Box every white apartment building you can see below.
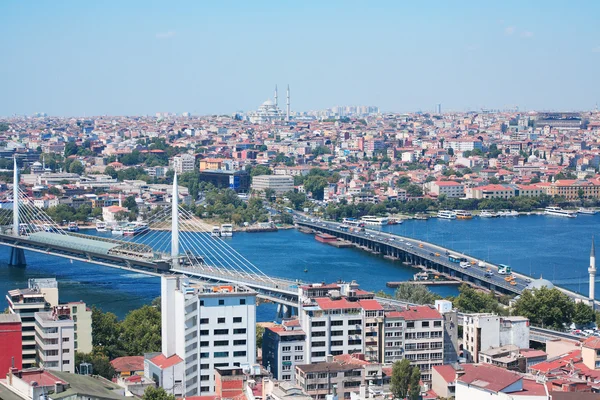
[161,276,257,397]
[173,153,196,174]
[383,311,405,363]
[262,319,306,383]
[35,306,75,373]
[6,278,58,368]
[424,180,465,198]
[463,313,530,363]
[444,139,483,152]
[65,301,93,354]
[251,175,294,195]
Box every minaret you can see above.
[286,84,290,121]
[274,85,278,108]
[171,173,180,268]
[590,236,596,309]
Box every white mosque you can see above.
[248,85,290,124]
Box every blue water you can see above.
[0,215,598,320]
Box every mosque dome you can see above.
[526,277,554,291]
[262,100,275,107]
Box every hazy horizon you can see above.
[2,1,599,116]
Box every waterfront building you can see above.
[424,180,465,198]
[160,276,257,397]
[462,313,530,363]
[542,179,600,200]
[262,319,306,383]
[6,278,58,368]
[0,314,22,376]
[172,153,196,174]
[251,174,294,195]
[35,306,75,373]
[468,184,516,199]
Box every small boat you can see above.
[211,226,221,237]
[414,213,429,220]
[544,206,577,218]
[578,207,597,215]
[68,222,79,232]
[479,210,496,218]
[112,226,124,236]
[220,224,233,237]
[507,210,519,217]
[437,210,457,220]
[304,268,308,273]
[387,218,402,225]
[360,215,390,226]
[454,210,473,219]
[123,222,149,236]
[96,221,107,232]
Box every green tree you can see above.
[408,366,421,400]
[69,160,85,175]
[91,306,124,359]
[447,147,454,156]
[304,175,328,200]
[142,386,176,400]
[75,351,116,379]
[391,359,412,399]
[64,142,79,157]
[573,301,595,326]
[512,287,575,330]
[249,165,272,177]
[104,165,118,179]
[394,283,440,305]
[264,188,275,201]
[312,145,331,156]
[455,284,503,314]
[120,305,162,355]
[256,324,265,349]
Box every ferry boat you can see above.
[95,221,107,232]
[112,225,124,236]
[454,210,473,219]
[211,226,221,237]
[220,224,233,237]
[67,222,79,232]
[544,206,577,218]
[578,207,597,215]
[360,216,390,226]
[123,222,149,236]
[342,218,363,227]
[414,213,429,220]
[479,210,496,218]
[498,210,518,217]
[437,210,457,220]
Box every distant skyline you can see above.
[1,1,600,116]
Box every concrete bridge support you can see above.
[276,304,294,320]
[9,247,26,266]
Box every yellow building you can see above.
[544,179,600,200]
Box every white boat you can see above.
[578,207,597,215]
[220,224,233,237]
[479,210,496,218]
[360,215,389,226]
[507,210,519,217]
[544,206,577,218]
[454,210,473,219]
[437,210,457,220]
[96,221,107,232]
[211,226,221,237]
[123,222,150,236]
[112,225,124,236]
[68,222,79,232]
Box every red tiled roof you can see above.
[19,370,66,387]
[358,299,383,311]
[583,336,600,350]
[315,297,361,311]
[433,364,456,383]
[398,305,442,321]
[150,354,184,369]
[110,356,144,372]
[458,364,521,393]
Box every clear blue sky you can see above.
[1,1,599,116]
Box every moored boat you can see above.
[68,222,79,232]
[220,224,233,237]
[123,222,149,236]
[578,207,597,215]
[360,215,389,226]
[454,210,473,219]
[96,221,107,232]
[437,210,457,220]
[544,206,577,218]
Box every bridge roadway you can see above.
[0,228,584,343]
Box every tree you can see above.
[304,175,328,200]
[408,366,421,400]
[104,165,118,179]
[256,324,265,349]
[455,284,503,314]
[312,145,331,156]
[142,386,176,400]
[69,160,85,175]
[394,283,440,305]
[530,176,541,184]
[249,165,271,177]
[264,188,276,201]
[120,305,162,355]
[64,142,79,157]
[573,301,595,326]
[75,351,116,379]
[91,306,124,359]
[447,147,454,157]
[512,287,575,330]
[391,359,412,399]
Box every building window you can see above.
[214,329,229,335]
[283,356,291,361]
[233,317,242,323]
[422,321,429,328]
[233,328,246,334]
[200,300,204,306]
[233,351,246,357]
[200,341,209,347]
[214,352,229,358]
[72,306,77,313]
[295,345,303,351]
[407,322,415,328]
[214,340,229,346]
[240,299,246,305]
[200,353,209,359]
[200,318,209,324]
[434,321,442,327]
[234,339,246,346]
[218,317,226,324]
[311,321,326,327]
[62,338,69,342]
[294,355,303,361]
[282,346,291,352]
[282,375,291,380]
[219,300,224,306]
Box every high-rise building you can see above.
[35,306,75,373]
[262,320,306,383]
[0,314,22,376]
[172,153,196,174]
[160,276,257,397]
[6,278,58,368]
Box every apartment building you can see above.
[64,301,93,354]
[262,319,306,383]
[6,278,58,368]
[424,180,465,198]
[382,311,404,364]
[173,153,196,174]
[160,276,257,397]
[35,306,75,373]
[444,139,483,152]
[399,305,445,382]
[462,313,530,363]
[469,184,516,199]
[251,174,294,195]
[435,300,459,364]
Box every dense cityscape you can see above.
[2,1,600,400]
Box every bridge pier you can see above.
[9,247,26,267]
